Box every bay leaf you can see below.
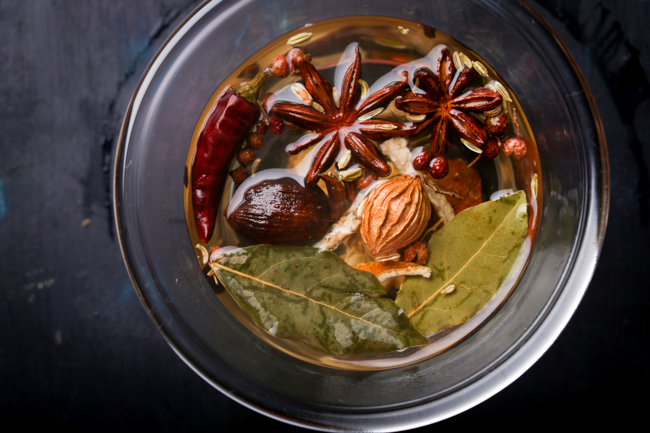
[395,191,528,335]
[211,245,428,357]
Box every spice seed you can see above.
[332,87,340,108]
[460,52,473,69]
[398,26,410,34]
[195,244,209,265]
[369,123,398,131]
[453,52,464,70]
[461,138,484,154]
[337,150,352,170]
[359,79,369,100]
[338,166,363,182]
[531,173,538,199]
[251,158,262,175]
[406,113,426,122]
[287,32,313,46]
[493,81,513,102]
[357,107,384,121]
[312,101,325,113]
[472,60,489,77]
[291,82,312,105]
[441,284,455,294]
[485,105,502,117]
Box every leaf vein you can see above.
[407,203,520,319]
[212,262,415,339]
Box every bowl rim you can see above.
[112,0,610,430]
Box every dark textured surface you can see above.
[0,0,647,430]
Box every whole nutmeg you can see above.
[360,175,431,257]
[227,177,331,244]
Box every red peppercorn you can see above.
[236,148,256,165]
[428,156,449,179]
[412,148,433,171]
[482,138,500,160]
[484,112,508,135]
[248,133,264,150]
[255,120,268,136]
[270,55,290,78]
[229,166,249,187]
[268,115,284,135]
[503,137,527,160]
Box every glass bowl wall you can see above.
[114,0,608,430]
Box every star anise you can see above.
[394,45,502,158]
[269,43,415,187]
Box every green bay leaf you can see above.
[395,191,528,335]
[212,245,427,357]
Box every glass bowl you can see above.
[113,0,609,430]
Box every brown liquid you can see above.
[184,16,542,370]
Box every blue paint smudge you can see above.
[114,282,135,306]
[0,178,7,220]
[232,13,252,49]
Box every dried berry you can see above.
[248,132,264,149]
[268,115,285,135]
[229,166,249,187]
[270,55,290,78]
[237,148,256,165]
[484,111,508,135]
[482,138,500,160]
[412,148,433,171]
[428,156,449,179]
[255,120,268,136]
[503,137,527,160]
[503,107,527,159]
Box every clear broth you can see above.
[184,16,542,370]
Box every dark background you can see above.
[1,0,647,430]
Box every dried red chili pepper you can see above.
[192,70,267,243]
